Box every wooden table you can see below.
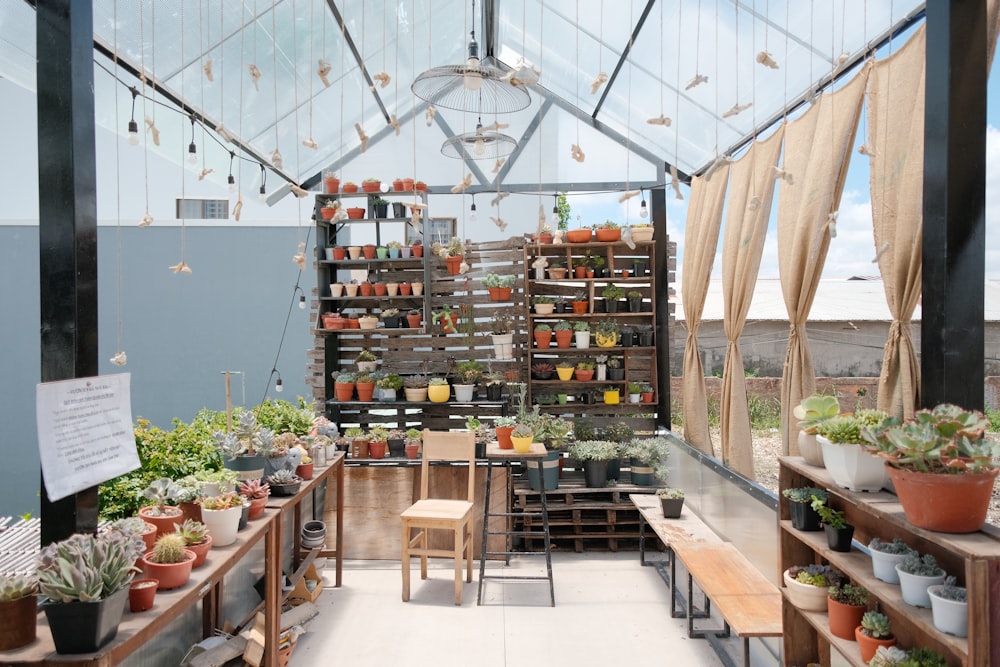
[477,442,555,606]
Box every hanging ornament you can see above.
[270,148,283,170]
[355,123,369,152]
[669,165,684,201]
[318,59,332,87]
[618,190,640,203]
[490,192,509,207]
[372,71,391,89]
[491,158,505,173]
[302,137,318,149]
[646,115,672,126]
[198,167,214,181]
[168,260,192,275]
[389,114,401,136]
[685,73,709,90]
[144,117,161,146]
[755,51,779,69]
[425,106,437,127]
[450,173,472,193]
[289,184,309,198]
[721,102,753,119]
[248,64,262,91]
[479,120,509,133]
[138,212,154,227]
[109,351,128,366]
[203,58,214,81]
[773,165,794,185]
[233,195,243,221]
[490,216,507,231]
[292,242,307,270]
[570,144,586,162]
[589,71,608,94]
[216,123,234,144]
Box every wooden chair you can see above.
[400,429,476,605]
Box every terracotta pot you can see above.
[405,443,420,459]
[573,265,588,278]
[855,626,896,662]
[128,579,158,613]
[392,179,404,191]
[296,462,314,480]
[575,369,595,382]
[334,381,355,401]
[323,176,340,194]
[347,246,362,260]
[362,244,377,259]
[179,501,202,525]
[641,391,655,403]
[438,313,459,334]
[537,233,553,244]
[547,268,567,280]
[402,178,415,191]
[406,313,422,328]
[827,596,865,640]
[142,549,196,590]
[415,182,427,191]
[320,207,336,220]
[488,286,513,301]
[346,317,361,329]
[412,244,424,257]
[139,506,184,538]
[248,495,268,520]
[373,283,388,296]
[412,282,424,295]
[534,331,553,349]
[362,180,381,192]
[400,282,412,295]
[445,255,464,275]
[554,330,573,348]
[566,228,592,243]
[355,381,375,402]
[332,246,347,260]
[495,426,515,449]
[368,441,387,459]
[0,594,37,650]
[187,534,213,568]
[346,207,365,219]
[595,228,622,242]
[887,465,998,533]
[342,183,359,193]
[572,300,589,313]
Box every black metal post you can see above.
[921,0,987,410]
[37,0,100,544]
[652,184,671,428]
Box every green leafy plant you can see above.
[534,323,552,332]
[601,422,634,443]
[454,360,483,384]
[656,487,684,499]
[828,583,869,606]
[376,374,404,390]
[793,394,841,433]
[576,361,595,370]
[595,319,620,336]
[627,382,642,394]
[782,486,828,504]
[532,295,555,305]
[368,426,389,442]
[483,273,516,288]
[601,284,625,300]
[568,440,618,461]
[553,320,572,331]
[899,647,948,667]
[626,437,670,479]
[810,495,847,529]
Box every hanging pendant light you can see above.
[411,0,530,115]
[441,117,517,160]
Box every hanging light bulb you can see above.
[639,192,649,219]
[463,30,482,91]
[473,137,486,156]
[127,87,139,145]
[275,375,284,392]
[298,294,306,310]
[187,114,198,165]
[258,164,267,202]
[469,196,477,223]
[551,194,560,226]
[227,151,237,193]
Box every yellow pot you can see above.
[604,390,620,405]
[595,331,618,347]
[556,367,575,381]
[511,436,533,453]
[427,384,450,403]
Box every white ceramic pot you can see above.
[574,331,591,349]
[927,585,968,637]
[201,505,242,547]
[453,384,475,402]
[817,436,887,492]
[492,333,514,360]
[797,430,825,467]
[896,564,945,608]
[782,569,829,612]
[869,545,911,584]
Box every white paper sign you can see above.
[36,374,141,502]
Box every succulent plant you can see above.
[869,537,917,556]
[782,486,828,504]
[568,440,618,461]
[199,491,242,510]
[38,533,139,602]
[573,321,590,332]
[934,576,967,602]
[141,478,183,515]
[553,320,572,331]
[368,426,389,442]
[150,534,188,564]
[601,422,634,444]
[0,572,38,602]
[531,362,555,374]
[239,478,271,500]
[511,423,534,439]
[268,469,299,485]
[868,646,909,667]
[174,519,209,546]
[792,394,841,433]
[897,553,945,577]
[860,611,892,639]
[656,487,684,499]
[828,583,869,606]
[787,564,844,588]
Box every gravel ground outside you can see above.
[711,428,1000,528]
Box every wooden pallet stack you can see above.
[512,474,658,552]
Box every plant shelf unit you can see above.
[779,455,1000,667]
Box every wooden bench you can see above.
[631,495,782,667]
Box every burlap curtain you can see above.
[777,65,870,453]
[720,129,785,479]
[869,27,925,420]
[681,166,730,454]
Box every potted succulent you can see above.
[606,356,625,381]
[494,416,518,449]
[533,294,556,315]
[405,308,423,328]
[342,180,359,193]
[367,426,389,459]
[595,219,622,242]
[386,239,403,258]
[568,440,618,487]
[895,553,946,608]
[927,576,967,637]
[856,611,896,662]
[404,428,422,459]
[626,289,643,313]
[139,477,185,537]
[827,582,869,640]
[198,491,244,547]
[361,176,381,193]
[510,423,535,453]
[782,564,844,612]
[323,171,340,194]
[601,283,625,312]
[38,531,142,654]
[640,384,655,403]
[781,486,827,532]
[483,273,516,300]
[572,320,591,348]
[630,222,654,243]
[380,308,401,329]
[484,370,505,401]
[815,409,888,492]
[490,310,514,359]
[555,361,575,381]
[369,195,389,218]
[547,261,567,280]
[174,518,212,568]
[240,478,271,520]
[860,403,1000,533]
[792,394,840,467]
[433,236,466,274]
[603,384,621,405]
[376,373,403,401]
[553,320,573,348]
[432,305,459,334]
[868,537,917,584]
[627,381,642,403]
[574,361,595,382]
[345,426,369,458]
[321,199,340,221]
[531,362,555,381]
[128,577,159,613]
[355,373,376,402]
[334,372,356,402]
[626,437,670,486]
[0,572,38,650]
[214,411,267,483]
[537,223,554,244]
[595,354,609,381]
[142,533,196,591]
[811,495,854,552]
[656,487,685,518]
[595,319,619,348]
[868,647,911,667]
[427,377,451,403]
[355,349,378,373]
[403,375,429,402]
[533,323,553,349]
[387,429,407,457]
[571,291,589,313]
[267,468,303,496]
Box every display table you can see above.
[2,453,345,667]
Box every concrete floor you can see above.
[291,553,781,667]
